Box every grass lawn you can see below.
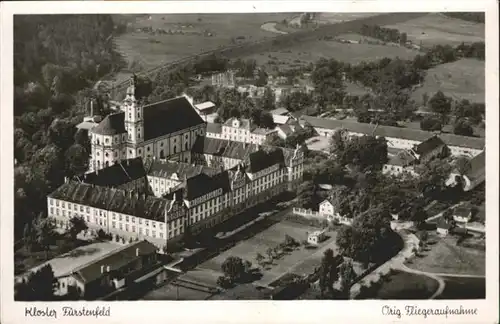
[357,270,439,299]
[113,13,296,71]
[437,276,485,299]
[411,58,485,105]
[384,13,485,47]
[244,39,419,71]
[407,235,485,276]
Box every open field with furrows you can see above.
[412,58,485,104]
[406,235,485,276]
[313,13,379,25]
[245,40,419,70]
[113,14,296,70]
[384,13,485,47]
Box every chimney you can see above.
[101,265,105,273]
[136,248,140,257]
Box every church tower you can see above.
[123,76,144,145]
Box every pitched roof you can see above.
[166,171,231,201]
[147,159,219,179]
[73,240,158,283]
[76,158,147,187]
[273,115,291,125]
[194,101,215,111]
[300,115,376,135]
[91,112,127,136]
[270,108,290,116]
[206,122,222,134]
[439,133,485,150]
[453,206,471,218]
[465,150,485,182]
[253,128,277,135]
[413,135,446,156]
[191,136,258,159]
[49,181,174,222]
[387,150,417,167]
[245,147,286,173]
[191,136,300,168]
[300,115,485,150]
[223,117,255,131]
[278,124,294,136]
[143,96,205,141]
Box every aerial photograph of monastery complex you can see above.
[13,12,486,301]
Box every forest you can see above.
[14,15,125,241]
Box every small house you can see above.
[307,230,327,246]
[411,135,449,163]
[453,206,472,223]
[437,218,451,236]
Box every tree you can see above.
[339,135,388,171]
[318,248,341,297]
[420,116,442,131]
[255,253,265,267]
[328,129,347,157]
[260,87,276,111]
[15,264,57,301]
[260,111,275,129]
[453,119,474,137]
[65,144,89,177]
[34,216,56,260]
[266,247,274,263]
[428,91,452,122]
[284,234,298,247]
[216,276,233,289]
[339,259,356,298]
[254,69,268,87]
[68,216,88,240]
[221,256,245,282]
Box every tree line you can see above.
[360,24,408,44]
[14,15,123,242]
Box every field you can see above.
[245,39,419,70]
[412,58,485,105]
[384,13,485,47]
[407,235,485,276]
[357,270,439,299]
[313,13,379,25]
[113,14,296,71]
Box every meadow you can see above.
[245,39,419,71]
[412,58,485,104]
[113,13,297,71]
[384,13,485,47]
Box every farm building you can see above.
[307,230,327,246]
